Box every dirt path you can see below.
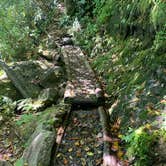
[53,108,103,166]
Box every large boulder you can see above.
[0,60,66,99]
[15,102,71,166]
[22,124,55,166]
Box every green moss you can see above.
[15,102,70,143]
[0,80,21,100]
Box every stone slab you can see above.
[62,45,103,105]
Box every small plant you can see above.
[16,113,35,126]
[59,14,71,27]
[16,98,44,113]
[122,126,156,166]
[0,96,15,123]
[14,158,24,166]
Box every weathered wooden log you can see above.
[98,107,111,156]
[98,107,119,166]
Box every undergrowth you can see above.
[69,0,166,165]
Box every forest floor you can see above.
[54,109,103,166]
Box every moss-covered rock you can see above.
[22,123,55,166]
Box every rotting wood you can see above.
[50,105,72,166]
[98,107,111,157]
[98,107,120,166]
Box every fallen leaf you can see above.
[96,158,102,165]
[84,147,90,151]
[56,127,65,144]
[111,141,119,151]
[68,137,80,140]
[76,150,81,157]
[87,152,94,156]
[68,148,73,152]
[56,153,62,158]
[63,158,68,165]
[69,156,73,160]
[117,149,124,159]
[3,154,9,160]
[81,158,86,166]
[75,141,80,146]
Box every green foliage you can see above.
[73,0,166,164]
[94,0,166,37]
[0,96,15,123]
[16,98,44,112]
[59,14,71,27]
[74,0,95,18]
[0,0,57,61]
[153,24,166,53]
[151,1,166,29]
[0,69,4,76]
[16,113,34,126]
[75,22,97,53]
[122,126,156,165]
[0,0,34,60]
[14,158,24,166]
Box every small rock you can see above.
[61,37,73,45]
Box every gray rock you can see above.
[23,124,55,166]
[61,37,73,45]
[38,88,59,105]
[39,66,62,89]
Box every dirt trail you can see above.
[53,108,103,166]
